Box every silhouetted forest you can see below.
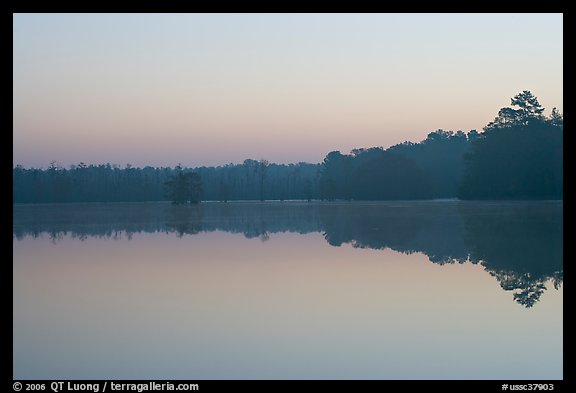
[319,130,472,200]
[13,201,562,308]
[459,92,563,199]
[13,91,562,203]
[13,160,321,204]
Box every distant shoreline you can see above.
[12,199,563,207]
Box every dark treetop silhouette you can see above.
[164,164,202,205]
[13,200,562,308]
[459,91,562,200]
[13,91,562,203]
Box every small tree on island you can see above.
[165,164,203,204]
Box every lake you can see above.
[13,201,563,380]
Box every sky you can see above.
[13,13,563,168]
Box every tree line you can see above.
[13,91,562,203]
[13,159,322,204]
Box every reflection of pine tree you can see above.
[488,270,560,308]
[513,283,546,309]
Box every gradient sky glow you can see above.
[13,13,563,168]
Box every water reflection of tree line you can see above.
[461,204,562,308]
[13,201,562,308]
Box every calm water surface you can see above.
[13,201,563,379]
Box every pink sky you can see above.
[13,13,563,168]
